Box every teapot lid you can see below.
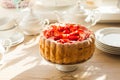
[68,1,87,15]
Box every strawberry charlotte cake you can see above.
[39,23,95,64]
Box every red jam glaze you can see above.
[43,23,92,43]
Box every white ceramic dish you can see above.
[95,27,120,55]
[96,40,120,50]
[95,27,120,47]
[96,40,120,51]
[0,32,24,47]
[96,43,120,55]
[9,32,24,46]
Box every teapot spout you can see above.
[54,11,64,23]
[85,9,101,27]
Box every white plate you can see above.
[0,33,24,47]
[9,32,24,46]
[96,40,120,50]
[96,44,120,55]
[95,27,120,55]
[96,41,120,51]
[95,27,120,47]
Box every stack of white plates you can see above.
[95,27,120,55]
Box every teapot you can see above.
[55,1,101,28]
[19,8,49,35]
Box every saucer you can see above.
[0,32,24,47]
[0,16,24,47]
[9,32,24,46]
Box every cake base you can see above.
[56,64,78,72]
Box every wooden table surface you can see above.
[0,7,120,80]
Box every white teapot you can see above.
[55,1,101,28]
[19,8,49,35]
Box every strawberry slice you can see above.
[54,35,62,40]
[57,39,70,43]
[70,30,79,36]
[58,27,65,32]
[51,25,57,30]
[43,23,92,43]
[68,35,79,41]
[70,25,80,32]
[62,34,69,39]
[63,29,70,34]
[66,23,75,28]
[44,30,51,38]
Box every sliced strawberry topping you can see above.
[43,23,92,43]
[57,39,70,43]
[54,35,62,40]
[63,29,70,34]
[68,35,79,41]
[69,30,79,36]
[58,27,65,32]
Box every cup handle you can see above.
[39,19,49,30]
[43,19,49,25]
[0,39,11,64]
[2,39,11,53]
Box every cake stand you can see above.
[41,58,83,72]
[55,64,79,72]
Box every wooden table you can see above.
[0,7,120,80]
